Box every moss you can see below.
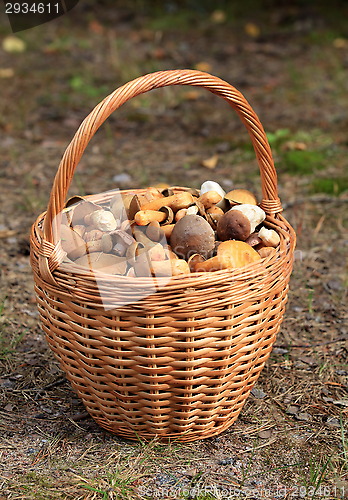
[280,150,326,175]
[310,177,348,196]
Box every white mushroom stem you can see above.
[231,204,266,233]
[258,227,280,247]
[200,181,225,198]
[198,191,223,209]
[84,209,118,232]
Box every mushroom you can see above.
[245,232,262,247]
[225,189,258,206]
[134,209,167,226]
[72,225,86,238]
[146,221,163,242]
[200,181,225,199]
[74,252,127,275]
[60,225,87,261]
[110,193,134,221]
[217,204,266,241]
[194,240,261,272]
[137,187,163,206]
[161,224,175,239]
[128,195,142,221]
[175,204,199,222]
[198,190,223,210]
[84,209,118,232]
[170,214,215,260]
[101,230,135,256]
[148,243,167,262]
[70,200,102,226]
[206,206,224,226]
[258,247,277,259]
[187,253,205,272]
[84,229,104,242]
[151,259,190,277]
[258,227,280,247]
[140,192,194,212]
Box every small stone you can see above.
[251,387,266,399]
[296,412,311,422]
[273,347,289,355]
[218,457,236,466]
[112,172,133,186]
[326,417,340,428]
[286,405,299,415]
[258,429,273,439]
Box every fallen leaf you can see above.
[89,20,104,34]
[333,38,348,49]
[258,429,273,439]
[152,48,166,59]
[0,68,14,78]
[183,90,200,101]
[194,61,212,73]
[2,35,26,53]
[0,229,16,239]
[210,10,226,24]
[244,22,260,38]
[201,154,219,169]
[281,141,307,151]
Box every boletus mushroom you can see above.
[217,204,266,241]
[258,227,280,247]
[193,240,261,272]
[74,252,127,275]
[225,189,257,206]
[170,214,215,260]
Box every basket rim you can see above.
[31,204,296,289]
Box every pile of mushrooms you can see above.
[59,181,280,277]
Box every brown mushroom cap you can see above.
[217,210,251,241]
[74,252,127,275]
[170,214,215,260]
[225,189,257,206]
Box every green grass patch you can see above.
[280,150,326,175]
[310,177,348,196]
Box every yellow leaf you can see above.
[194,62,212,73]
[333,38,348,49]
[183,90,200,101]
[2,35,26,53]
[0,68,14,78]
[201,154,219,169]
[210,10,226,24]
[244,22,260,38]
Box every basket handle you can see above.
[39,70,282,283]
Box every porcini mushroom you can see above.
[74,252,127,275]
[200,181,225,199]
[140,192,194,212]
[198,190,223,210]
[151,259,190,277]
[134,210,167,226]
[70,200,102,226]
[245,232,262,247]
[60,225,87,261]
[258,227,280,247]
[146,221,164,242]
[194,240,261,272]
[225,189,257,206]
[217,204,266,241]
[84,209,118,232]
[170,214,215,260]
[258,247,277,259]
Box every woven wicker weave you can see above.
[30,70,296,442]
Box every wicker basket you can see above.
[30,70,296,442]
